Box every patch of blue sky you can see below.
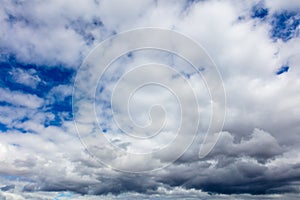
[0,58,75,131]
[54,192,74,200]
[251,4,268,19]
[0,122,8,132]
[44,99,73,127]
[276,65,289,75]
[15,127,28,134]
[32,65,74,88]
[0,101,14,107]
[0,59,75,98]
[271,11,300,42]
[44,112,72,127]
[1,122,35,134]
[46,96,72,113]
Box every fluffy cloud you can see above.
[9,68,41,88]
[0,0,300,199]
[0,88,43,108]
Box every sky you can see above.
[0,0,300,199]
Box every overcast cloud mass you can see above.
[0,0,300,199]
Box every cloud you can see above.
[0,0,300,199]
[0,0,112,67]
[9,68,41,89]
[266,0,300,13]
[209,129,284,161]
[0,88,43,108]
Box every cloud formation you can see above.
[0,0,300,199]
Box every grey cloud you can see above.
[153,129,297,195]
[210,129,284,161]
[0,184,15,192]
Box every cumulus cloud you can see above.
[9,68,41,88]
[0,0,300,199]
[0,88,43,108]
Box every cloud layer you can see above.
[0,0,300,199]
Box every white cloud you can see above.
[0,88,43,108]
[9,68,41,88]
[266,0,300,13]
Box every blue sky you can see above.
[0,0,300,199]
